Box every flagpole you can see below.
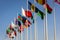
[45,0,48,40]
[34,0,38,40]
[21,27,23,40]
[44,14,45,40]
[27,0,28,40]
[30,24,32,40]
[53,0,56,40]
[54,3,56,40]
[17,13,18,40]
[10,38,12,40]
[10,22,13,40]
[20,32,23,40]
[34,9,37,40]
[13,17,17,40]
[30,26,32,40]
[45,7,48,40]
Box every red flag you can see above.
[25,10,32,18]
[22,8,34,23]
[43,3,52,14]
[22,8,32,18]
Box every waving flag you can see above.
[22,16,27,23]
[35,0,45,5]
[28,1,45,20]
[35,0,52,14]
[6,28,11,34]
[18,14,22,21]
[18,25,24,33]
[15,19,21,26]
[6,27,15,34]
[22,8,32,17]
[17,14,31,28]
[8,30,17,38]
[24,20,31,28]
[22,8,34,23]
[22,16,32,27]
[17,14,27,24]
[55,0,60,4]
[6,27,17,39]
[43,3,52,14]
[11,22,18,29]
[9,24,15,31]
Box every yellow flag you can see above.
[36,0,45,5]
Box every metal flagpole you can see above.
[20,19,23,40]
[14,18,17,40]
[30,23,32,40]
[14,17,18,40]
[26,0,28,40]
[45,7,48,40]
[53,0,56,40]
[21,32,23,40]
[45,0,48,40]
[44,14,45,40]
[53,3,56,40]
[34,0,38,40]
[29,10,32,40]
[34,8,37,40]
[17,13,18,40]
[10,38,12,40]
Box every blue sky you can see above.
[0,0,60,40]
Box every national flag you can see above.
[6,27,16,38]
[15,19,18,25]
[28,1,45,19]
[24,20,31,28]
[17,14,31,27]
[17,14,27,23]
[28,1,35,12]
[17,14,27,24]
[15,19,21,26]
[18,14,22,21]
[55,0,60,4]
[22,8,32,18]
[9,24,15,31]
[43,3,52,14]
[22,16,27,23]
[9,30,17,38]
[20,16,31,28]
[11,22,18,29]
[6,27,15,34]
[22,16,31,27]
[17,21,21,26]
[18,25,24,33]
[22,8,34,23]
[6,28,11,34]
[35,0,45,5]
